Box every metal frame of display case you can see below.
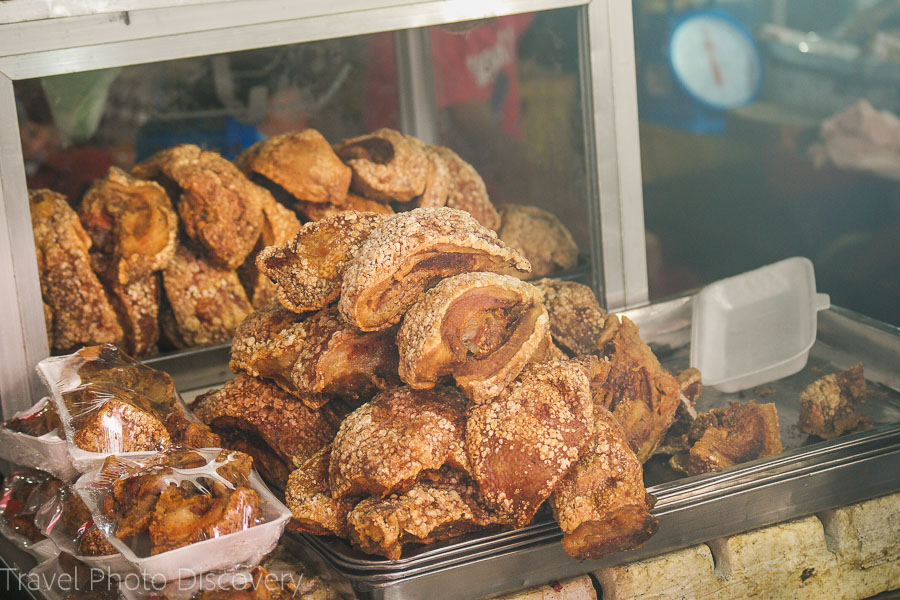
[0,0,649,415]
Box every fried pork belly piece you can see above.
[256,211,387,313]
[529,332,569,364]
[234,129,352,205]
[30,189,123,351]
[550,406,658,560]
[72,347,176,401]
[466,359,593,527]
[497,204,578,278]
[291,307,400,400]
[4,398,62,436]
[92,253,161,357]
[193,375,341,488]
[414,146,451,208]
[532,279,618,357]
[132,144,264,269]
[347,469,508,561]
[429,146,500,230]
[78,166,178,285]
[105,469,174,539]
[655,368,704,456]
[285,446,354,537]
[798,363,867,439]
[340,207,531,331]
[162,243,253,347]
[148,483,261,554]
[670,401,783,475]
[239,193,302,309]
[329,386,469,499]
[164,410,221,449]
[293,194,395,221]
[594,316,681,463]
[335,128,429,202]
[72,397,171,453]
[77,526,118,556]
[1,470,62,544]
[397,272,549,403]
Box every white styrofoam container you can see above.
[0,397,78,481]
[690,257,831,393]
[73,449,291,583]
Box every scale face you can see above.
[669,11,762,110]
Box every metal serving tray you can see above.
[277,298,900,600]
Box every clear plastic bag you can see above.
[74,448,290,583]
[36,344,220,472]
[27,552,122,600]
[0,397,78,481]
[0,469,62,561]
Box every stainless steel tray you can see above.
[280,299,900,600]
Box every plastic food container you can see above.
[690,257,831,393]
[73,448,291,583]
[0,397,78,481]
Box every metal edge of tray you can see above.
[319,430,900,600]
[293,423,900,582]
[141,343,232,392]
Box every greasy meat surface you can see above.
[339,207,531,331]
[466,359,593,527]
[148,483,261,554]
[229,301,312,396]
[72,397,172,453]
[798,363,867,439]
[4,398,62,436]
[293,194,395,221]
[414,147,451,208]
[30,189,123,351]
[347,469,508,561]
[497,204,578,278]
[239,192,302,308]
[78,166,178,285]
[290,307,400,400]
[92,253,161,357]
[105,469,174,539]
[77,526,118,556]
[669,401,783,476]
[550,406,657,560]
[595,316,682,463]
[256,211,387,313]
[193,374,342,487]
[285,446,354,538]
[429,146,500,230]
[397,272,549,403]
[335,128,429,202]
[132,144,264,269]
[234,129,351,205]
[162,243,253,347]
[532,279,618,357]
[329,386,469,498]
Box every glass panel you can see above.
[14,7,595,358]
[634,0,900,326]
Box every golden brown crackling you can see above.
[531,279,616,357]
[229,301,310,393]
[335,128,429,202]
[234,129,351,205]
[293,194,395,221]
[798,362,866,439]
[239,191,302,308]
[72,398,171,453]
[340,207,531,331]
[329,386,470,499]
[465,359,593,527]
[595,315,681,463]
[162,242,253,347]
[414,147,451,208]
[285,446,354,538]
[497,204,578,278]
[193,374,340,470]
[30,189,123,351]
[132,144,264,269]
[429,146,499,230]
[256,211,388,313]
[550,405,658,560]
[397,272,549,403]
[670,401,783,475]
[77,527,118,556]
[92,253,160,358]
[290,306,400,400]
[79,166,178,285]
[347,469,508,560]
